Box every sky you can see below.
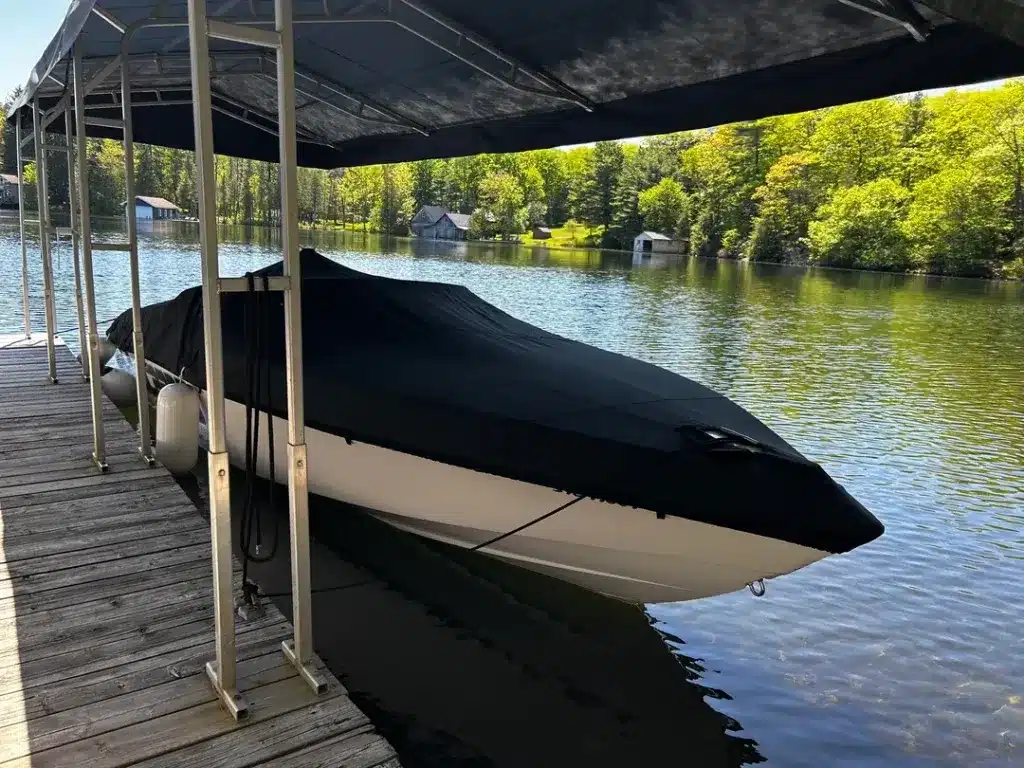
[1,1,1012,142]
[0,0,70,102]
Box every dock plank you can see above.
[0,343,399,767]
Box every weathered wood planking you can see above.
[0,341,399,767]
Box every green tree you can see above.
[608,146,644,248]
[745,152,824,263]
[342,165,376,231]
[904,164,1008,275]
[372,163,415,235]
[638,177,687,235]
[410,159,440,210]
[526,148,568,224]
[590,140,625,234]
[681,126,758,256]
[810,100,904,188]
[806,179,911,269]
[472,171,526,240]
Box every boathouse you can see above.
[633,231,683,256]
[410,204,448,235]
[421,211,471,240]
[0,173,20,207]
[125,195,183,220]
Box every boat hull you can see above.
[123,353,829,604]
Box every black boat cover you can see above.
[106,249,883,554]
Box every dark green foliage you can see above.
[7,80,1024,277]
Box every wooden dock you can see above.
[0,337,399,767]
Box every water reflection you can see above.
[1,213,1023,766]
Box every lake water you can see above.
[2,213,1023,766]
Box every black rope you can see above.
[257,578,379,600]
[52,317,119,336]
[470,494,587,551]
[243,495,589,606]
[239,272,281,606]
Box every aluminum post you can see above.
[121,56,156,465]
[275,0,326,696]
[32,103,58,382]
[65,109,89,374]
[15,119,30,339]
[73,48,109,471]
[188,0,247,721]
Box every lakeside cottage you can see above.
[531,225,552,240]
[410,205,448,236]
[420,211,471,241]
[412,205,473,240]
[0,174,20,208]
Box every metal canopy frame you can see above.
[838,0,934,42]
[21,0,595,153]
[14,0,331,722]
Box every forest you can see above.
[4,79,1024,279]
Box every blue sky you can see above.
[1,0,70,101]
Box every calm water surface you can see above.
[2,214,1023,766]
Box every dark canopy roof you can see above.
[9,0,1024,168]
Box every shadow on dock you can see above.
[180,466,767,767]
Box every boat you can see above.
[105,248,883,604]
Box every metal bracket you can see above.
[838,0,933,42]
[218,275,290,292]
[85,117,125,130]
[282,640,329,695]
[91,6,127,34]
[205,662,250,721]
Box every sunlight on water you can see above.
[2,215,1023,766]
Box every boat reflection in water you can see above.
[177,465,769,767]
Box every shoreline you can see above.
[2,210,1019,283]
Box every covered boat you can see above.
[107,249,883,603]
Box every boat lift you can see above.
[9,0,1024,724]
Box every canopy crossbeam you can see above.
[838,0,933,42]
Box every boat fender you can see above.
[99,368,137,409]
[97,336,117,367]
[155,382,200,475]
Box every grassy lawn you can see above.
[520,224,603,249]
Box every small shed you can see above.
[633,231,682,255]
[126,195,183,221]
[0,173,20,208]
[531,226,552,240]
[410,205,448,236]
[421,211,471,241]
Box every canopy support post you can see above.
[15,119,30,340]
[187,0,248,722]
[72,46,109,471]
[275,0,326,696]
[121,56,156,466]
[31,102,58,383]
[65,109,89,377]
